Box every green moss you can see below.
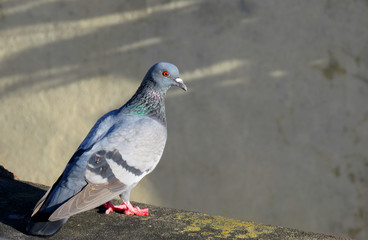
[185,225,201,231]
[236,234,249,238]
[174,212,276,239]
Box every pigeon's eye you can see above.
[162,71,169,77]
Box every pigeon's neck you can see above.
[122,80,166,124]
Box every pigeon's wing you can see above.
[78,109,120,150]
[31,111,119,218]
[48,116,167,221]
[31,184,54,217]
[48,180,125,221]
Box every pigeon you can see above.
[26,62,187,236]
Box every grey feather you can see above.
[26,62,187,236]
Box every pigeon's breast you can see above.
[114,116,167,165]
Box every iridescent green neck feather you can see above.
[122,80,167,124]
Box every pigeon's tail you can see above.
[26,217,68,237]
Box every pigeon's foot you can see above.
[104,201,149,216]
[104,201,127,214]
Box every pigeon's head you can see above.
[147,62,187,92]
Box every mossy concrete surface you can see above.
[0,167,349,240]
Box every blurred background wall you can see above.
[0,0,367,238]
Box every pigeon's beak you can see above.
[175,78,187,91]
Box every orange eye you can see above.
[162,71,169,77]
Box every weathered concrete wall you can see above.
[0,0,367,239]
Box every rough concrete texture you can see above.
[0,170,350,240]
[0,0,367,239]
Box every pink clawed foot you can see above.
[104,201,127,214]
[123,202,149,216]
[104,201,149,216]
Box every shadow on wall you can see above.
[0,0,254,97]
[0,175,46,234]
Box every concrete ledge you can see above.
[0,166,349,239]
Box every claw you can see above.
[104,201,149,216]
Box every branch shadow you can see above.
[0,0,160,31]
[0,0,254,98]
